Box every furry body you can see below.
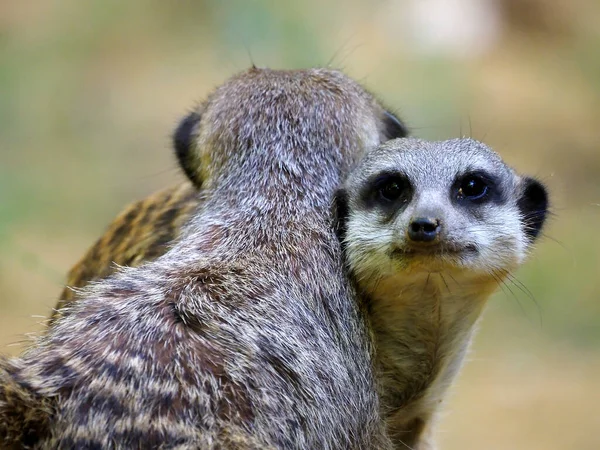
[0,68,407,449]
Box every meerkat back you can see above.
[0,68,407,449]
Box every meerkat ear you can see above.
[173,111,203,187]
[517,177,548,240]
[332,188,350,243]
[381,110,409,140]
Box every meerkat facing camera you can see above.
[336,137,548,447]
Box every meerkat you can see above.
[0,67,408,449]
[46,76,546,449]
[50,136,547,450]
[335,137,548,448]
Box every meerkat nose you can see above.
[408,217,441,242]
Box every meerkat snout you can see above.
[407,217,441,242]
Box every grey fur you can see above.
[0,68,402,449]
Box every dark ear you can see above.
[332,188,350,244]
[173,111,202,187]
[381,110,409,141]
[517,177,548,240]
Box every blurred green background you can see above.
[1,0,599,448]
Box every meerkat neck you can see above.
[362,269,499,441]
[215,158,342,209]
[181,159,340,252]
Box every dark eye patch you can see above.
[360,171,413,210]
[458,175,489,201]
[453,170,504,206]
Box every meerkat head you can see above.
[337,138,548,286]
[171,67,408,189]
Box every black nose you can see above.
[408,217,441,242]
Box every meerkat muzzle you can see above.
[407,217,441,242]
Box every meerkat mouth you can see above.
[391,243,478,258]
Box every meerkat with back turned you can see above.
[0,67,408,449]
[335,137,548,447]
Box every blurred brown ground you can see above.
[1,1,599,448]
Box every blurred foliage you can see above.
[0,1,599,448]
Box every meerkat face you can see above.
[337,138,548,281]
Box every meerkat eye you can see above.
[374,175,410,203]
[457,175,489,202]
[381,182,402,201]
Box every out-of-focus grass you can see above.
[0,1,599,448]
